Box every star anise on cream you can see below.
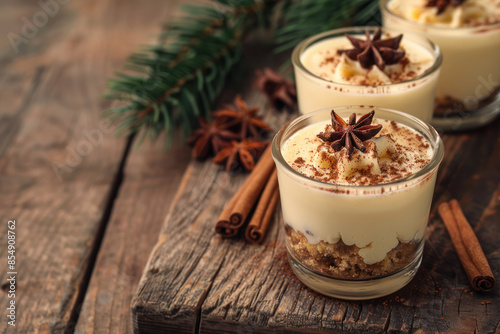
[254,68,297,110]
[212,95,272,140]
[317,110,382,156]
[212,139,267,172]
[426,0,466,14]
[337,28,405,70]
[186,118,240,159]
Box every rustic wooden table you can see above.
[0,1,499,333]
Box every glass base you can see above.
[431,99,500,132]
[287,247,423,300]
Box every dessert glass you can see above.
[381,0,500,131]
[272,105,444,300]
[292,26,442,122]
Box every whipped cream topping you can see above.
[301,33,435,86]
[283,118,432,186]
[388,0,500,27]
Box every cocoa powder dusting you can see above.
[284,118,432,187]
[294,157,305,165]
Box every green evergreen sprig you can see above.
[104,0,379,145]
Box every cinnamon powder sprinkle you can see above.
[282,118,433,187]
[294,157,305,165]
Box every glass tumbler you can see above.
[272,105,444,300]
[292,26,442,122]
[381,0,500,131]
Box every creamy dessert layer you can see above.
[383,0,500,105]
[278,110,436,265]
[388,0,500,27]
[301,32,434,87]
[294,28,440,120]
[282,117,432,186]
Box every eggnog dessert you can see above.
[272,106,444,299]
[382,0,500,129]
[292,27,442,122]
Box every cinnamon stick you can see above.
[228,145,275,228]
[245,170,279,244]
[215,187,242,238]
[214,221,239,238]
[215,144,275,237]
[215,174,246,237]
[449,199,495,291]
[438,200,495,292]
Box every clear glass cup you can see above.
[271,105,444,300]
[292,26,442,122]
[380,0,500,131]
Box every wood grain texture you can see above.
[70,1,193,333]
[0,0,179,332]
[132,46,500,332]
[74,135,191,334]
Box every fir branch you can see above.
[104,0,273,144]
[104,0,379,144]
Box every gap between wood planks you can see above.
[64,135,135,333]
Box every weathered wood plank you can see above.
[132,46,500,333]
[0,56,126,334]
[0,0,178,332]
[65,2,193,333]
[131,160,253,333]
[131,82,289,333]
[0,66,45,161]
[73,135,191,334]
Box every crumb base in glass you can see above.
[286,237,424,300]
[286,226,417,279]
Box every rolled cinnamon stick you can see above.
[245,170,279,244]
[438,200,495,292]
[215,144,275,237]
[448,199,495,291]
[215,176,245,236]
[215,221,239,238]
[228,145,275,228]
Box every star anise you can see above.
[212,139,267,172]
[317,110,382,156]
[426,0,466,14]
[254,68,297,110]
[337,28,405,70]
[186,118,240,160]
[212,95,272,140]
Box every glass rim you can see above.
[291,25,443,89]
[380,0,500,32]
[272,105,445,191]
